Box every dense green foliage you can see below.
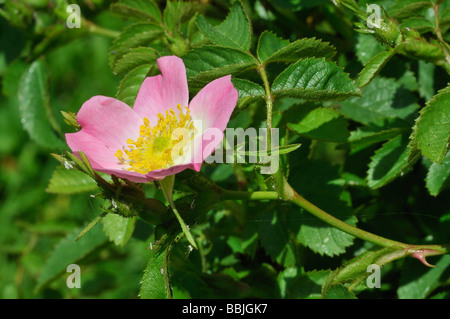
[0,0,449,299]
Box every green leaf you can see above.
[269,0,329,10]
[163,1,198,33]
[278,268,330,299]
[440,8,450,31]
[182,46,257,87]
[36,225,108,292]
[323,284,357,299]
[2,58,28,97]
[339,77,420,125]
[289,160,357,257]
[418,61,435,101]
[271,58,359,101]
[287,105,350,143]
[76,212,107,241]
[46,166,98,194]
[236,143,301,158]
[262,37,336,64]
[101,214,136,246]
[367,134,419,189]
[357,49,396,88]
[412,86,450,164]
[258,209,297,267]
[195,1,251,52]
[109,23,163,70]
[426,151,450,196]
[441,212,450,223]
[64,151,95,178]
[270,143,302,155]
[113,47,157,76]
[296,209,357,257]
[110,0,162,23]
[17,60,64,149]
[356,34,386,65]
[116,64,152,106]
[397,69,419,92]
[400,17,435,33]
[256,31,290,63]
[139,248,171,299]
[348,119,409,153]
[398,255,450,299]
[390,1,432,19]
[231,78,265,108]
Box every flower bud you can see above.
[61,111,81,130]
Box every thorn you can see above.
[411,250,438,268]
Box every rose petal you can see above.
[190,128,224,171]
[144,163,198,180]
[133,56,189,123]
[67,57,238,183]
[75,95,142,150]
[66,130,159,183]
[66,130,119,169]
[94,167,155,183]
[188,75,238,132]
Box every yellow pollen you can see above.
[115,105,196,174]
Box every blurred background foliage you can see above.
[0,0,449,299]
[0,0,138,298]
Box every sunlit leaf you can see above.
[102,214,136,247]
[272,58,359,100]
[182,46,257,87]
[411,86,450,164]
[17,60,64,149]
[426,151,450,196]
[139,248,171,299]
[116,64,152,106]
[110,0,162,23]
[46,166,98,194]
[36,226,108,292]
[196,1,251,52]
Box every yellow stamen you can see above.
[115,106,196,174]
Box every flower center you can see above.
[115,105,196,174]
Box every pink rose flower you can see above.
[66,56,238,183]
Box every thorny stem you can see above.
[221,187,448,258]
[434,3,450,65]
[289,190,409,249]
[257,64,274,155]
[246,51,446,260]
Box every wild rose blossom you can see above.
[66,56,238,183]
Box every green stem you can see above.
[83,19,120,38]
[222,189,279,201]
[290,190,408,249]
[170,204,198,250]
[163,244,173,299]
[257,64,274,155]
[221,186,448,255]
[434,3,450,66]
